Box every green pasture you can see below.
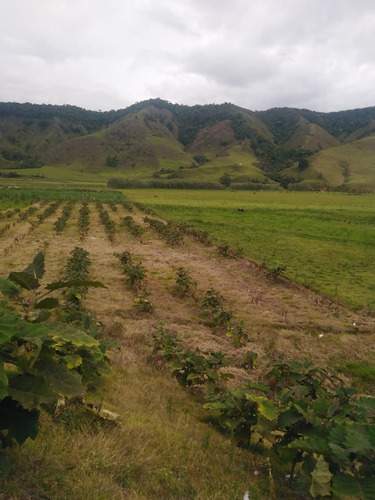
[183,145,268,182]
[125,189,375,310]
[0,165,107,185]
[311,136,375,188]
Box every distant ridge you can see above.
[1,99,374,191]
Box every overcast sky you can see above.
[1,0,375,112]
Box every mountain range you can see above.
[1,98,375,191]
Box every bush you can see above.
[107,178,224,190]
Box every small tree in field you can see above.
[219,172,231,187]
[105,155,119,168]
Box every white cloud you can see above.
[0,0,375,111]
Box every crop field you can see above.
[124,189,375,310]
[0,189,374,499]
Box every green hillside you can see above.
[1,99,375,191]
[284,118,339,151]
[311,136,375,189]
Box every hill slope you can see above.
[1,99,375,190]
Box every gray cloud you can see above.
[0,0,374,111]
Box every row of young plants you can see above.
[0,208,20,221]
[151,323,375,499]
[171,266,375,497]
[18,204,39,221]
[62,246,92,323]
[54,201,75,234]
[0,207,29,237]
[122,200,134,212]
[114,250,153,313]
[129,202,243,255]
[35,201,60,225]
[143,216,184,246]
[0,250,112,476]
[200,288,250,347]
[174,221,213,246]
[132,201,155,216]
[172,220,242,255]
[151,322,233,392]
[107,201,118,212]
[96,202,116,242]
[78,202,90,240]
[0,204,43,237]
[174,266,249,348]
[0,222,13,237]
[134,200,248,255]
[121,215,144,237]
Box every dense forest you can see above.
[2,99,375,144]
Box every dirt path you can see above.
[1,202,374,383]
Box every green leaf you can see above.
[289,435,331,455]
[45,280,106,291]
[278,407,302,428]
[290,384,310,397]
[29,310,51,323]
[8,271,40,290]
[0,361,9,399]
[245,381,270,393]
[63,354,83,369]
[329,443,350,462]
[205,369,219,380]
[34,298,59,310]
[34,357,83,397]
[0,278,20,298]
[23,252,45,279]
[52,328,99,347]
[18,323,49,341]
[224,416,245,431]
[65,290,82,301]
[8,374,56,409]
[187,373,203,381]
[0,313,19,344]
[246,394,279,420]
[343,423,375,454]
[168,360,184,370]
[203,402,230,411]
[80,343,105,361]
[329,425,347,447]
[293,402,314,423]
[309,455,332,498]
[313,398,331,417]
[0,397,39,445]
[355,397,375,412]
[332,473,375,500]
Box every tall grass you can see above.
[1,368,268,500]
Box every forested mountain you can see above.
[1,99,375,191]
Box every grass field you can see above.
[123,189,375,310]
